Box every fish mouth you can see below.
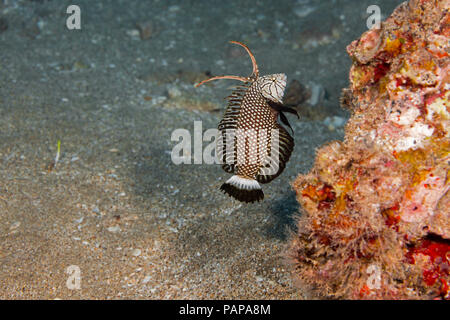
[270,97,282,104]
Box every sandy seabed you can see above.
[0,0,402,299]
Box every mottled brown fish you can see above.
[196,41,297,203]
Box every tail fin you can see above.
[220,175,264,203]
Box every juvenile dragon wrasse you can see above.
[196,41,298,203]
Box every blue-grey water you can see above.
[0,0,403,299]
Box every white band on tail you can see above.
[225,175,261,191]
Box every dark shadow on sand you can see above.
[265,190,299,241]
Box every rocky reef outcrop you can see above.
[288,0,449,299]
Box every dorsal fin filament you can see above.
[194,40,260,88]
[229,41,259,78]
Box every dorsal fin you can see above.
[216,83,251,173]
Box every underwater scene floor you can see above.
[0,0,405,299]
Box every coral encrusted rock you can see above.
[288,0,449,299]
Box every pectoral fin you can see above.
[268,100,298,135]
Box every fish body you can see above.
[196,41,296,203]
